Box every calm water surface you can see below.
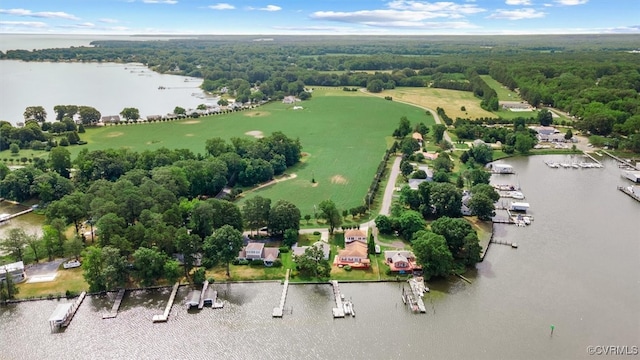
[1,155,639,360]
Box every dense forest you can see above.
[3,34,638,151]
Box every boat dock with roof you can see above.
[48,291,86,331]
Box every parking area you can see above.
[25,258,65,283]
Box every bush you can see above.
[272,259,282,267]
[313,231,321,235]
[251,259,265,266]
[207,277,215,283]
[344,265,352,271]
[192,267,206,286]
[279,246,290,253]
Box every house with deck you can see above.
[238,242,280,266]
[335,242,370,269]
[384,251,421,274]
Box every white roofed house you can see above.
[0,261,27,283]
[238,242,280,266]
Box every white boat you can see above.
[508,191,525,200]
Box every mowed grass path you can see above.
[479,75,522,102]
[76,90,431,212]
[369,87,495,120]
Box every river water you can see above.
[1,154,638,359]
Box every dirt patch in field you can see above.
[181,120,201,125]
[245,130,264,138]
[244,111,270,118]
[330,175,349,185]
[185,133,195,137]
[312,182,319,187]
[106,132,124,138]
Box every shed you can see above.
[510,202,530,212]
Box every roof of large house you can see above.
[339,241,368,258]
[345,229,366,239]
[263,248,279,262]
[412,132,423,141]
[384,251,415,261]
[246,242,265,252]
[535,126,559,135]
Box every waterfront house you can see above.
[0,261,26,283]
[344,229,367,244]
[384,251,421,274]
[237,242,280,266]
[292,241,330,261]
[335,242,370,268]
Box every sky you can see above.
[0,0,638,35]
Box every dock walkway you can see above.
[62,291,86,327]
[0,208,34,223]
[198,280,209,310]
[102,289,126,319]
[618,186,640,203]
[152,282,179,323]
[272,269,290,317]
[331,280,345,318]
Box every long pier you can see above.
[0,208,34,223]
[152,282,179,323]
[102,289,126,319]
[272,269,290,317]
[491,239,518,248]
[62,291,86,327]
[331,280,345,318]
[603,150,639,170]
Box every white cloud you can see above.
[99,18,119,24]
[310,1,485,29]
[488,8,545,20]
[142,0,178,4]
[0,20,48,28]
[209,3,235,10]
[506,0,532,5]
[0,8,79,20]
[260,5,281,12]
[554,0,588,5]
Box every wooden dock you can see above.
[491,239,518,248]
[198,280,209,310]
[102,289,126,319]
[62,291,86,327]
[618,186,640,203]
[152,282,179,323]
[272,269,290,317]
[331,280,345,318]
[0,208,34,223]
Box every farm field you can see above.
[368,87,495,120]
[51,89,431,212]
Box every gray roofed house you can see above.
[238,242,280,266]
[292,241,330,261]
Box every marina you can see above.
[543,160,603,169]
[401,280,426,313]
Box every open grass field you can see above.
[480,75,522,101]
[31,88,429,213]
[368,87,495,120]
